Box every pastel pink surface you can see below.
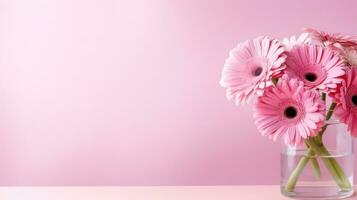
[0,0,357,185]
[0,186,326,200]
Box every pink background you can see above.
[0,0,356,185]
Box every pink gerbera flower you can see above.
[254,75,326,145]
[304,28,357,49]
[341,47,357,66]
[282,33,311,51]
[331,67,357,136]
[220,36,286,104]
[284,45,346,92]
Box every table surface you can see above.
[0,186,356,200]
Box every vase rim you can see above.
[326,119,342,125]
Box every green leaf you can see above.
[310,156,321,179]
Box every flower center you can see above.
[253,67,263,76]
[352,95,357,106]
[304,73,317,82]
[284,106,298,119]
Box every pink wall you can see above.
[0,0,356,185]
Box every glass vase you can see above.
[281,121,354,199]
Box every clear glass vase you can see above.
[281,121,354,199]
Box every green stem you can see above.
[284,133,324,192]
[284,139,352,192]
[316,102,336,144]
[284,101,350,192]
[314,93,329,143]
[284,148,315,192]
[305,139,352,191]
[315,125,326,145]
[305,142,321,179]
[310,151,321,179]
[272,78,279,86]
[326,102,337,121]
[321,92,326,101]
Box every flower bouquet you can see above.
[220,28,357,199]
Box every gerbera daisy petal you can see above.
[304,28,357,48]
[220,36,286,104]
[254,75,326,145]
[283,33,311,50]
[284,45,346,92]
[330,67,357,136]
[261,37,270,57]
[342,48,357,66]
